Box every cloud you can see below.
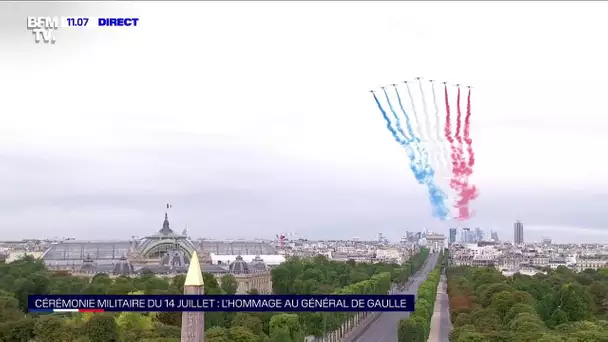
[1,2,607,241]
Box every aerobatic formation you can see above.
[371,78,478,220]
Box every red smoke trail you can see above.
[444,86,459,175]
[455,87,467,175]
[464,88,475,168]
[455,88,462,143]
[458,88,479,217]
[454,87,479,220]
[445,86,478,220]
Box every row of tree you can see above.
[301,247,431,339]
[447,263,608,342]
[0,248,430,342]
[262,248,430,340]
[397,249,446,342]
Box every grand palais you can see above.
[39,213,284,294]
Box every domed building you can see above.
[112,256,134,276]
[40,212,205,273]
[79,254,97,274]
[160,250,190,272]
[250,255,268,272]
[39,210,280,291]
[229,255,250,274]
[227,255,272,294]
[137,213,199,259]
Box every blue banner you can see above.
[28,294,415,312]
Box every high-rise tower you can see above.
[449,228,457,245]
[514,221,524,245]
[181,251,205,342]
[490,230,499,242]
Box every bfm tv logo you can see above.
[26,17,59,44]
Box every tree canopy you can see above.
[0,249,430,341]
[448,263,608,341]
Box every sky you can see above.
[1,2,607,243]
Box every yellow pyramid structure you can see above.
[184,251,205,287]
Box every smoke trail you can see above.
[464,88,475,169]
[417,80,434,146]
[393,85,449,219]
[417,80,441,173]
[372,92,407,146]
[449,86,478,220]
[394,86,418,143]
[444,85,459,174]
[393,86,425,177]
[382,88,411,143]
[371,91,449,220]
[386,87,428,183]
[374,90,418,179]
[404,82,422,135]
[444,85,467,219]
[455,87,466,174]
[432,82,450,169]
[404,82,429,168]
[455,88,463,144]
[455,87,479,219]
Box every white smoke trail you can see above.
[418,79,435,147]
[431,81,451,171]
[418,80,443,174]
[404,82,428,165]
[404,82,422,135]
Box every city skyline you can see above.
[4,217,606,245]
[2,3,607,242]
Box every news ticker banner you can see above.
[29,294,415,313]
[26,16,139,44]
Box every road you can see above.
[427,273,452,342]
[351,253,439,342]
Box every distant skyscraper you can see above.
[467,230,475,243]
[378,233,383,242]
[181,251,205,342]
[461,228,471,243]
[514,221,524,245]
[474,227,484,242]
[491,231,500,242]
[449,228,457,244]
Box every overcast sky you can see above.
[1,2,607,243]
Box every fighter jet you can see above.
[402,80,408,84]
[442,81,447,85]
[391,83,397,87]
[429,80,435,82]
[455,84,461,87]
[415,77,422,80]
[369,90,375,93]
[466,85,473,89]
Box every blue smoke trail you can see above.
[393,87,418,142]
[373,92,413,148]
[393,86,428,171]
[392,87,436,183]
[373,90,449,220]
[381,88,412,142]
